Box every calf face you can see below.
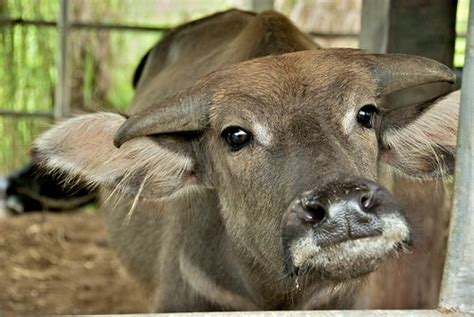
[33,49,458,306]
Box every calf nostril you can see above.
[308,205,326,223]
[301,198,326,224]
[359,193,374,212]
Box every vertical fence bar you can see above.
[359,0,390,53]
[54,0,71,120]
[439,0,474,313]
[250,0,273,12]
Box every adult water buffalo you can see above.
[32,10,458,311]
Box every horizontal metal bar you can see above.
[87,310,470,317]
[0,18,359,37]
[0,110,54,118]
[309,32,359,38]
[0,18,468,38]
[0,17,56,27]
[72,21,169,32]
[0,18,356,36]
[0,17,170,32]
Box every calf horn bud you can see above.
[366,53,456,97]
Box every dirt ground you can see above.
[0,212,149,316]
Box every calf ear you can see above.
[379,90,459,178]
[32,112,201,200]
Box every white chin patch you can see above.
[289,214,410,280]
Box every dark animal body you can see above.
[1,163,95,214]
[32,10,459,312]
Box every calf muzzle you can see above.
[282,177,410,280]
[289,179,387,246]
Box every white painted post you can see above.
[439,0,474,313]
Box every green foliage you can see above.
[0,117,51,173]
[455,0,470,68]
[1,0,58,173]
[0,0,234,174]
[105,31,163,110]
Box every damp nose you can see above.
[285,178,398,246]
[297,181,382,235]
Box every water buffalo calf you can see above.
[32,10,459,312]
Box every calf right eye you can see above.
[222,126,252,151]
[357,104,378,129]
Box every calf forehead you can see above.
[209,51,375,133]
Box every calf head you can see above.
[33,49,458,289]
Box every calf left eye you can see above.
[222,126,252,151]
[357,104,378,129]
